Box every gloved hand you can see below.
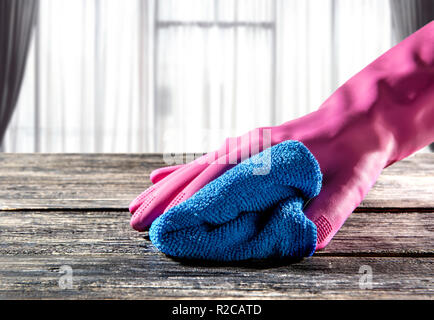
[131,21,434,251]
[150,140,322,261]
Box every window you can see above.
[3,0,393,153]
[155,0,277,152]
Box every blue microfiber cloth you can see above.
[149,140,322,261]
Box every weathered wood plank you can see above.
[0,255,432,299]
[0,154,432,300]
[0,154,162,210]
[0,153,433,210]
[360,153,434,208]
[0,210,432,257]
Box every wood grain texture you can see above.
[0,153,162,210]
[0,153,432,299]
[0,255,432,299]
[1,153,433,210]
[0,210,432,256]
[0,210,432,299]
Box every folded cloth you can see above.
[149,140,322,261]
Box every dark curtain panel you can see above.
[390,0,434,41]
[390,0,434,151]
[0,0,38,148]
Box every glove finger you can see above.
[130,151,223,225]
[132,129,282,229]
[162,153,238,213]
[130,160,211,231]
[163,133,275,212]
[149,150,220,185]
[150,164,185,184]
[149,140,322,261]
[129,160,200,214]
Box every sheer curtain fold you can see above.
[3,0,393,153]
[4,0,156,153]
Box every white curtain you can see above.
[3,0,392,153]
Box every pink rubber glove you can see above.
[130,21,434,250]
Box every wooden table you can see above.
[0,153,433,299]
